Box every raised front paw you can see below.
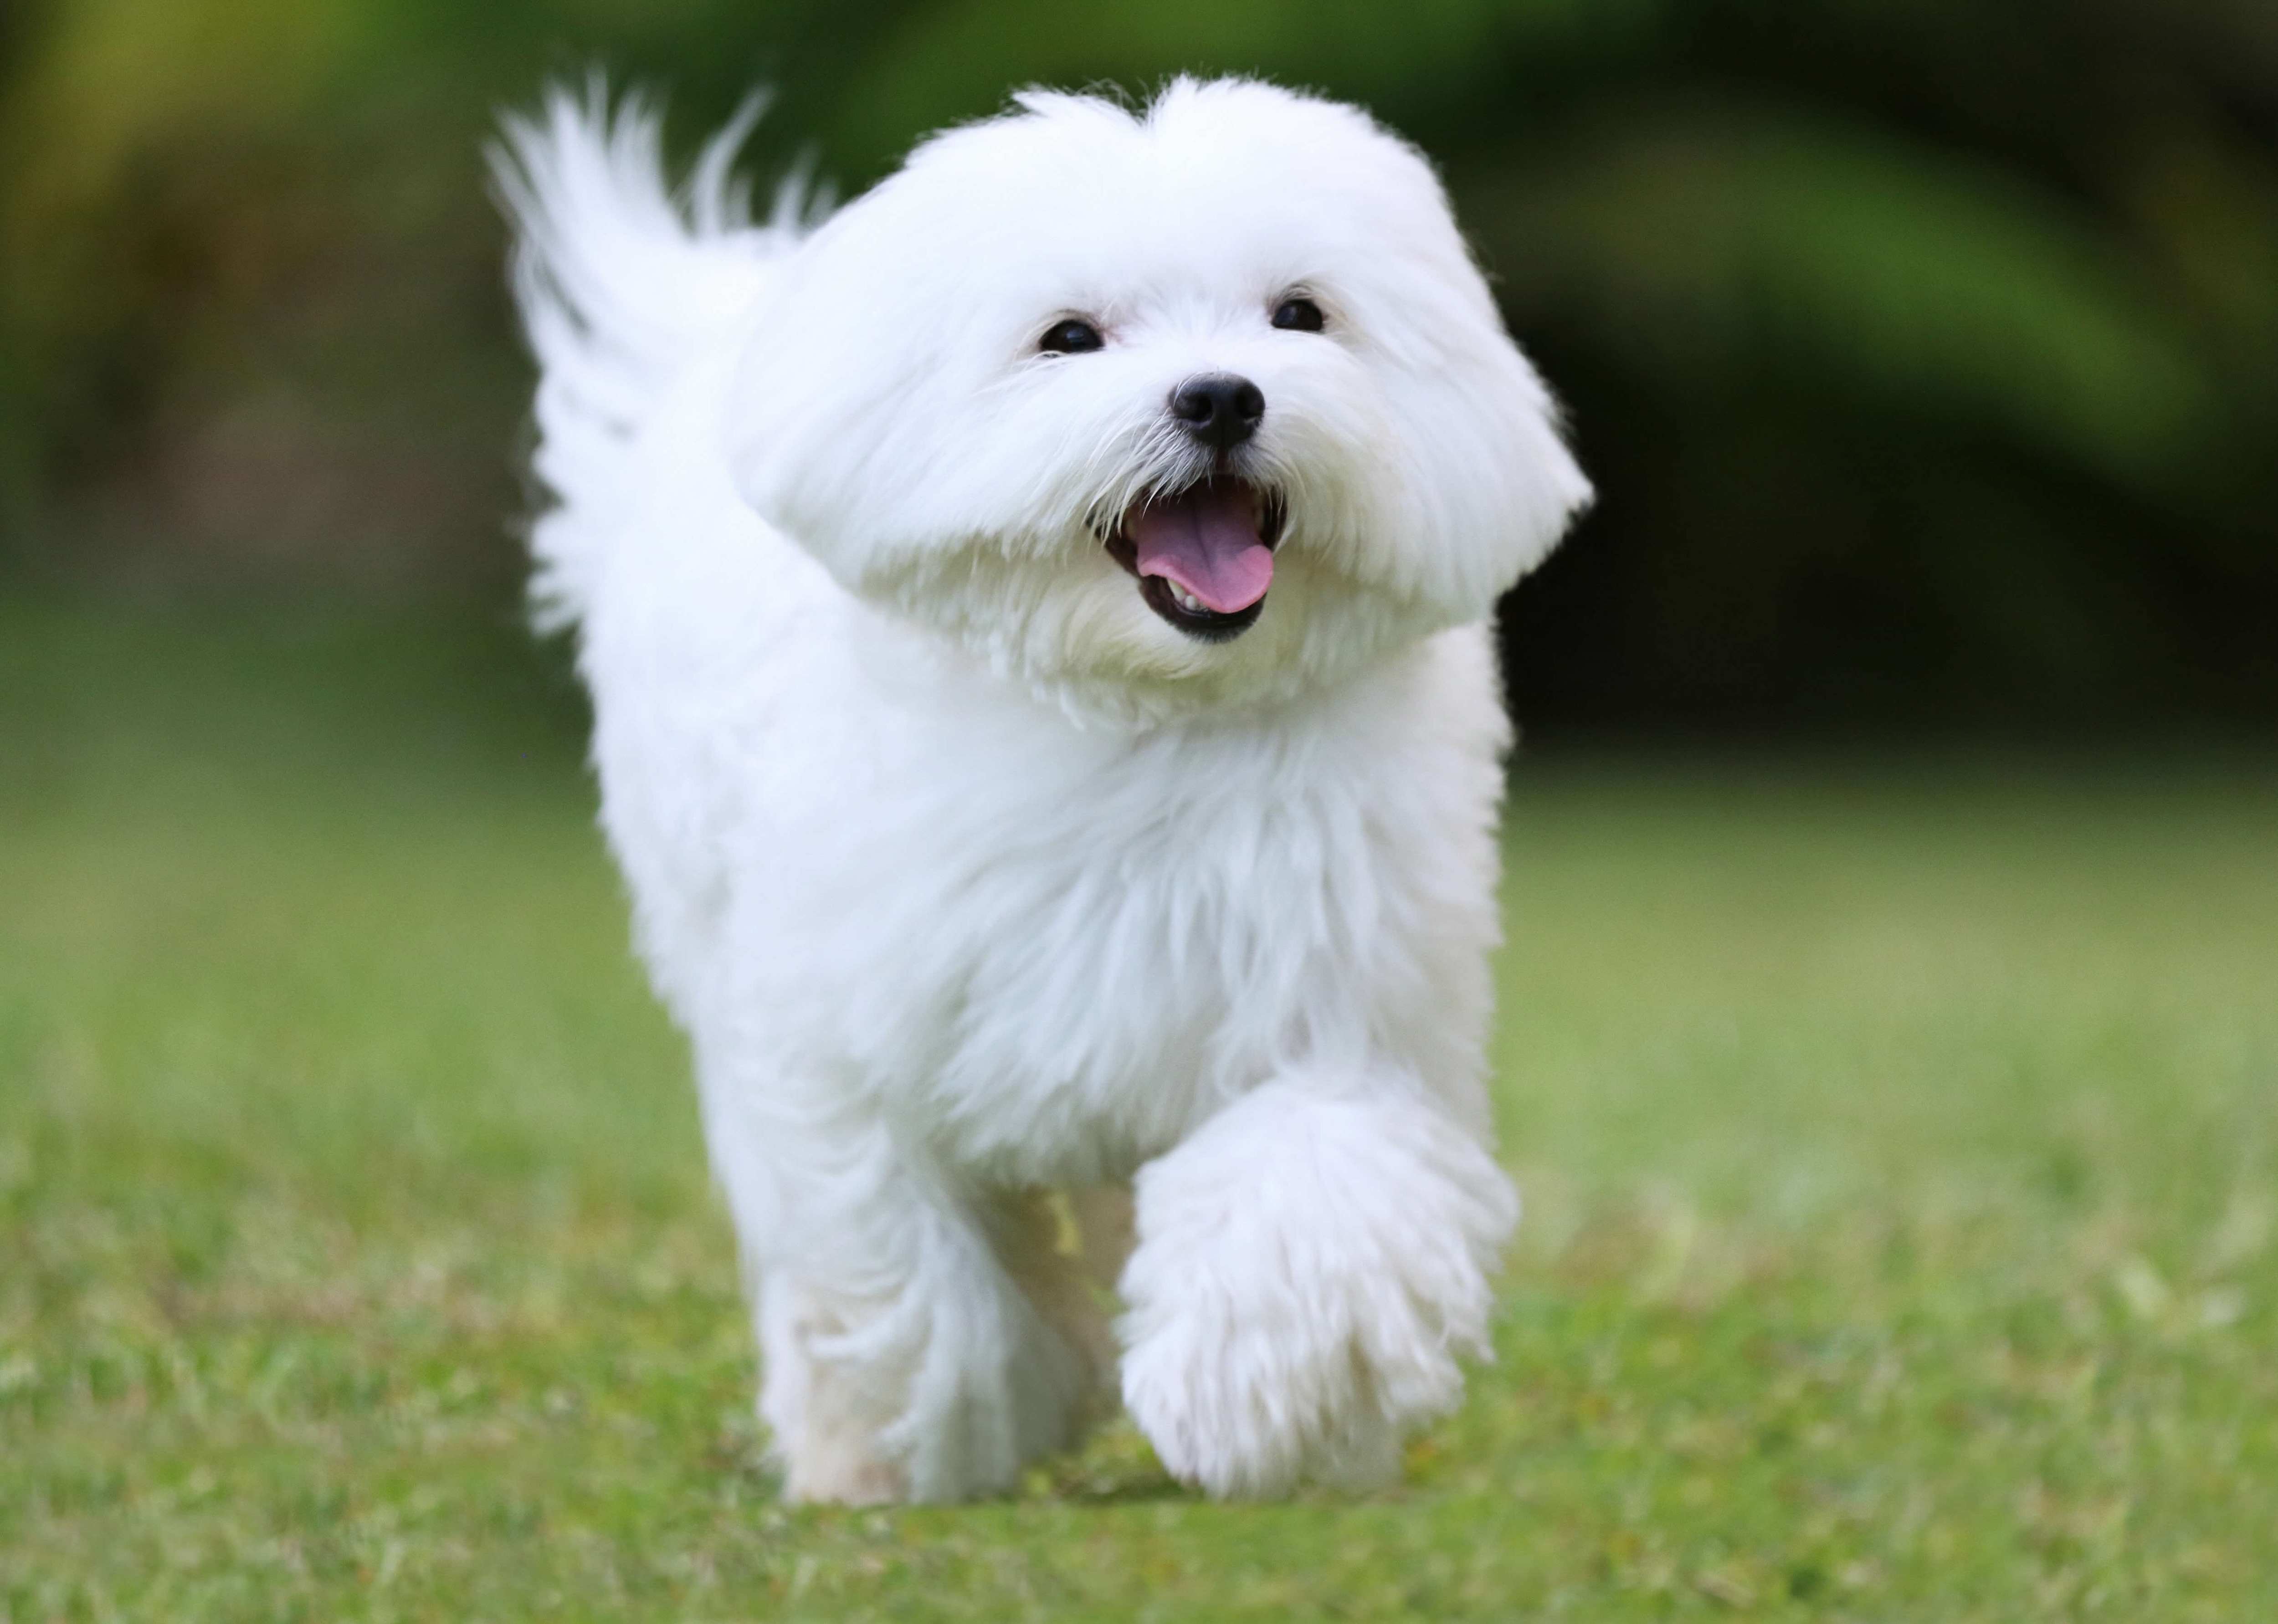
[1114,1080,1518,1497]
[1118,1276,1409,1496]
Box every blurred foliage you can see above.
[0,0,2273,726]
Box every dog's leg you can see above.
[1116,1074,1518,1497]
[733,1126,1098,1504]
[754,1272,910,1504]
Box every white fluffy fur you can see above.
[494,76,1590,1503]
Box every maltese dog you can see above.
[495,76,1590,1504]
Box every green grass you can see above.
[3,603,2274,1621]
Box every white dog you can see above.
[495,76,1590,1504]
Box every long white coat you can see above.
[497,76,1590,1502]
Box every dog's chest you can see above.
[650,618,1507,1190]
[924,749,1389,1180]
[736,697,1450,1185]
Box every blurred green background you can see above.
[3,0,2274,731]
[6,8,2278,1616]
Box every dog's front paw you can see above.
[1118,1290,1407,1497]
[1115,1080,1518,1497]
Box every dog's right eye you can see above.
[1039,319,1105,355]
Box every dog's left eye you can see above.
[1039,319,1105,354]
[1271,297,1326,333]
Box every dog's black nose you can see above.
[1170,374,1265,450]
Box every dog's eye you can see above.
[1039,319,1105,355]
[1271,297,1326,333]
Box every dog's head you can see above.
[729,77,1590,722]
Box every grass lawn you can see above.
[3,602,2274,1621]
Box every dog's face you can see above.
[729,78,1590,722]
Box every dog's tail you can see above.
[491,80,816,631]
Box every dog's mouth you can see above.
[1103,478,1285,643]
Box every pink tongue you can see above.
[1128,485,1274,614]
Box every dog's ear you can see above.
[1380,336,1594,624]
[723,181,1009,600]
[725,278,873,589]
[723,277,942,595]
